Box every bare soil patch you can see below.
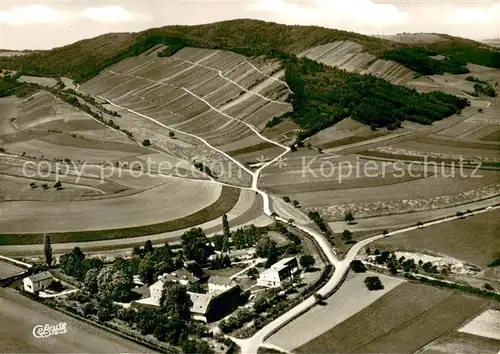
[0,260,25,279]
[226,142,276,156]
[374,209,500,267]
[458,309,500,340]
[419,331,500,354]
[0,179,223,233]
[0,185,240,245]
[17,75,58,87]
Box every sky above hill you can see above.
[0,0,499,50]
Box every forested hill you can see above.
[1,19,497,135]
[1,19,499,82]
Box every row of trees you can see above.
[379,47,469,75]
[285,55,470,140]
[307,211,332,236]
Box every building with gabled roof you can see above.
[146,274,242,322]
[159,268,199,285]
[23,271,53,293]
[257,257,298,288]
[188,292,214,322]
[207,275,237,293]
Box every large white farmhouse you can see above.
[257,257,299,287]
[23,271,53,293]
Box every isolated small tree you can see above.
[344,211,355,224]
[44,235,53,267]
[222,214,230,238]
[53,180,62,189]
[364,276,384,291]
[222,255,231,268]
[349,260,366,273]
[299,255,315,269]
[342,229,353,243]
[484,283,494,291]
[142,139,151,146]
[388,263,398,275]
[456,211,464,219]
[247,267,259,280]
[169,131,175,139]
[417,221,424,227]
[317,148,323,154]
[314,292,324,304]
[144,240,154,255]
[282,196,291,203]
[29,182,37,188]
[382,230,389,236]
[288,218,295,225]
[292,200,300,208]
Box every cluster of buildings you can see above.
[147,270,242,322]
[145,256,300,322]
[22,254,301,323]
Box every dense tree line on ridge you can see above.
[3,23,494,135]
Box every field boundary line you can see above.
[0,255,32,268]
[70,85,216,182]
[99,71,292,215]
[170,56,290,106]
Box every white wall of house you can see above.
[257,270,281,287]
[149,280,163,306]
[208,282,232,293]
[23,277,52,293]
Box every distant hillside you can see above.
[0,19,497,83]
[0,19,494,136]
[483,39,500,48]
[0,20,397,82]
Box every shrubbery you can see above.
[379,47,469,75]
[364,276,384,290]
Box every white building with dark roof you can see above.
[146,274,242,322]
[23,271,53,293]
[257,257,299,288]
[188,292,214,322]
[207,275,237,293]
[149,268,200,305]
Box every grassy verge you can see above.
[227,142,277,157]
[405,274,500,301]
[0,186,240,245]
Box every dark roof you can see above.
[132,286,150,298]
[188,292,213,315]
[208,276,235,286]
[161,268,199,284]
[26,271,52,282]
